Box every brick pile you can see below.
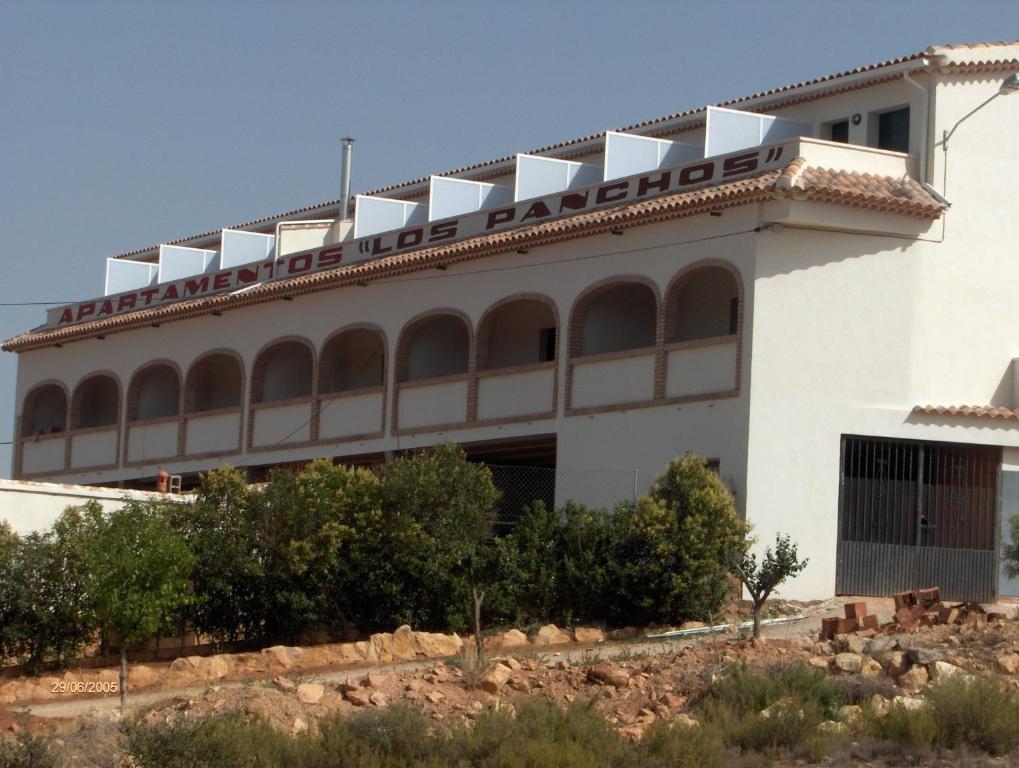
[819,587,1006,641]
[890,587,1003,630]
[819,601,881,641]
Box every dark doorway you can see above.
[836,435,998,602]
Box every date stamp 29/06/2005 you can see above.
[49,681,120,694]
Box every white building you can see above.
[5,41,1019,601]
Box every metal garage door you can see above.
[836,436,999,603]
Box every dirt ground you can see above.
[3,597,1018,767]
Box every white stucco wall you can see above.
[743,71,1019,599]
[0,479,191,535]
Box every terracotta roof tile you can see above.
[2,160,947,352]
[913,404,1019,421]
[788,166,946,217]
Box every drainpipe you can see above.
[902,60,931,184]
[339,137,355,221]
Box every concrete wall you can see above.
[0,479,190,535]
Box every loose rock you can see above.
[833,653,862,673]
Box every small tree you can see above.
[729,532,808,638]
[81,501,194,708]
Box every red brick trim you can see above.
[393,309,474,433]
[475,293,559,371]
[61,372,124,474]
[247,335,318,451]
[250,394,318,411]
[122,360,184,466]
[564,262,745,417]
[565,276,662,413]
[318,323,388,394]
[14,379,71,478]
[475,360,557,379]
[125,360,183,421]
[182,349,246,459]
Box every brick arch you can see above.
[20,379,70,437]
[395,308,474,383]
[126,359,184,421]
[663,259,744,344]
[476,293,560,371]
[567,275,662,359]
[318,323,388,394]
[70,371,123,430]
[250,335,317,404]
[183,349,246,413]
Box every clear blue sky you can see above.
[1,0,1015,477]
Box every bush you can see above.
[700,662,845,753]
[638,718,728,767]
[0,731,60,768]
[865,674,1019,756]
[927,673,1019,754]
[605,454,746,626]
[492,454,743,629]
[0,520,96,671]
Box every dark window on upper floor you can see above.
[539,327,556,362]
[876,107,910,153]
[828,119,849,143]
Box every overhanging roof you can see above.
[2,155,947,352]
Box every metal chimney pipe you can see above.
[339,137,355,221]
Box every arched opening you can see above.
[573,282,657,357]
[128,364,180,421]
[320,328,385,393]
[477,298,557,370]
[252,340,313,403]
[666,266,740,343]
[399,314,470,382]
[21,384,67,436]
[185,353,243,412]
[72,374,120,429]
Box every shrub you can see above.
[0,519,96,671]
[638,718,728,767]
[863,699,938,750]
[926,674,1019,755]
[450,699,628,767]
[171,466,263,645]
[0,731,60,768]
[864,675,1019,756]
[605,454,746,626]
[707,662,844,721]
[700,662,845,753]
[123,711,295,768]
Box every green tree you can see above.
[607,454,747,626]
[245,460,379,643]
[378,444,500,634]
[729,532,809,638]
[81,501,194,708]
[0,517,95,672]
[171,467,262,645]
